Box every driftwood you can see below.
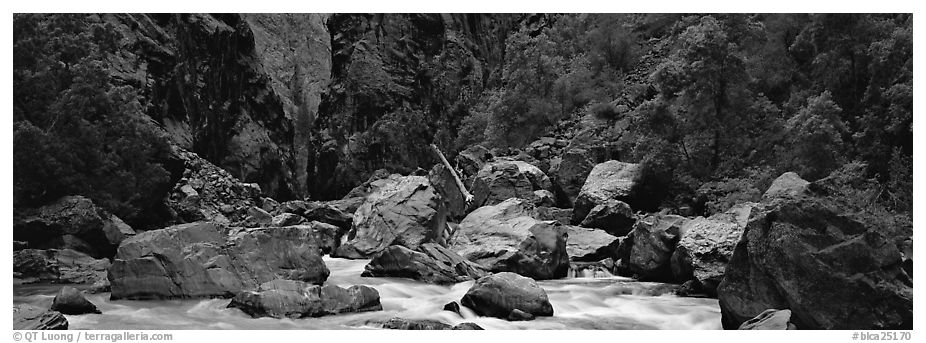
[429,144,474,205]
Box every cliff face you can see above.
[102,13,517,201]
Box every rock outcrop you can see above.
[109,222,330,300]
[13,195,136,258]
[334,176,447,258]
[14,249,110,285]
[228,279,381,318]
[718,194,913,329]
[362,243,487,284]
[738,309,797,330]
[565,226,621,262]
[164,148,263,226]
[471,159,554,207]
[451,198,569,280]
[50,286,102,315]
[548,148,596,207]
[461,272,554,320]
[577,199,635,236]
[671,203,755,295]
[617,214,687,281]
[572,161,643,223]
[13,304,68,330]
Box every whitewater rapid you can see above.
[13,257,721,330]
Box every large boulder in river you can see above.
[362,243,487,284]
[471,159,554,207]
[671,203,755,295]
[461,272,553,320]
[565,226,621,262]
[13,195,136,258]
[334,175,447,259]
[109,222,330,300]
[617,213,688,281]
[228,279,382,319]
[13,304,68,330]
[577,199,635,235]
[717,195,913,329]
[14,249,110,285]
[451,198,569,280]
[50,286,101,315]
[548,148,596,207]
[572,161,643,223]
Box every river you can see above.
[13,257,721,330]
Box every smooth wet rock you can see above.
[50,286,101,315]
[334,176,446,258]
[762,172,809,200]
[572,161,643,223]
[362,243,487,284]
[577,199,635,236]
[471,159,554,208]
[451,199,569,280]
[109,222,330,300]
[618,214,687,281]
[738,309,797,330]
[443,301,461,315]
[461,272,553,320]
[565,226,621,262]
[13,304,68,330]
[718,196,912,329]
[507,308,536,321]
[672,203,754,295]
[14,249,110,285]
[227,279,381,318]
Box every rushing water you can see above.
[13,257,721,330]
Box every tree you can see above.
[782,91,846,180]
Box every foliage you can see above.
[13,14,172,222]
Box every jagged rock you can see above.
[227,279,381,318]
[277,199,356,231]
[242,206,273,226]
[451,198,569,280]
[718,195,912,329]
[572,161,643,223]
[536,206,572,224]
[617,214,688,281]
[461,272,554,320]
[109,222,329,299]
[428,163,469,220]
[362,243,487,284]
[14,249,110,285]
[50,286,101,315]
[549,148,596,207]
[270,213,307,227]
[334,176,446,258]
[471,159,554,207]
[259,197,280,213]
[569,258,618,278]
[738,309,797,330]
[671,203,755,295]
[533,190,556,207]
[455,145,494,180]
[306,221,343,254]
[13,304,68,330]
[762,172,809,200]
[13,195,135,258]
[565,226,621,262]
[577,199,635,236]
[164,148,262,226]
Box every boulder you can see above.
[428,163,468,219]
[50,286,101,315]
[13,195,136,258]
[307,221,343,255]
[461,272,554,320]
[738,309,797,330]
[227,279,381,318]
[164,148,262,226]
[671,203,754,295]
[362,243,488,284]
[565,226,621,262]
[471,159,554,207]
[533,190,556,207]
[717,196,912,329]
[617,214,688,281]
[548,148,596,207]
[342,170,402,198]
[443,301,461,315]
[576,199,635,236]
[14,249,110,285]
[334,176,447,258]
[455,145,493,180]
[762,172,809,200]
[270,213,307,227]
[13,304,68,330]
[451,199,569,280]
[508,308,535,321]
[572,161,643,223]
[277,199,356,231]
[109,222,329,300]
[536,206,572,224]
[242,206,273,226]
